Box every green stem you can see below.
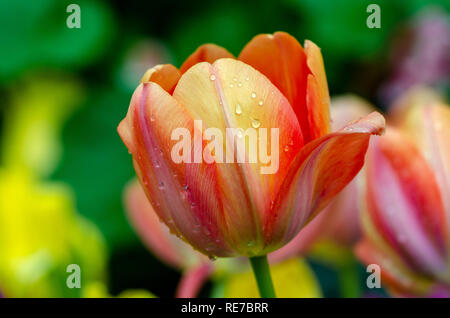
[249,255,276,298]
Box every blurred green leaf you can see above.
[0,0,114,81]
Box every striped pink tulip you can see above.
[118,32,385,258]
[356,88,450,296]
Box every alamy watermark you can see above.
[366,264,381,289]
[366,4,381,29]
[66,264,81,288]
[171,120,279,175]
[66,4,81,29]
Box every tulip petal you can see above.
[364,128,448,277]
[172,58,303,255]
[124,180,205,269]
[355,239,434,296]
[140,64,181,94]
[180,44,234,74]
[175,263,214,298]
[239,32,312,140]
[119,82,234,257]
[393,94,450,241]
[239,33,331,143]
[266,112,385,246]
[305,40,331,140]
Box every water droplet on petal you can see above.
[251,118,261,128]
[245,77,249,81]
[284,145,290,152]
[251,92,256,99]
[258,100,263,106]
[238,82,242,87]
[158,181,165,190]
[209,75,216,81]
[235,103,242,115]
[229,83,234,88]
[237,128,243,138]
[233,77,238,82]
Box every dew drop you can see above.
[251,92,256,99]
[245,77,249,81]
[229,83,234,88]
[258,100,263,106]
[235,103,242,115]
[158,181,165,190]
[238,82,242,87]
[209,75,216,81]
[284,145,290,152]
[251,118,261,128]
[237,128,244,139]
[233,77,238,82]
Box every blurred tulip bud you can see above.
[356,88,450,296]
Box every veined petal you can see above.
[140,64,181,94]
[365,128,448,277]
[239,33,331,143]
[180,44,234,74]
[271,96,376,261]
[266,112,385,247]
[172,58,303,255]
[118,82,233,257]
[124,180,205,269]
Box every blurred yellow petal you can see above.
[0,169,106,297]
[223,258,321,298]
[2,74,83,177]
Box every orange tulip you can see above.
[356,88,450,296]
[118,32,385,258]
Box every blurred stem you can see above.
[249,255,276,298]
[338,259,361,298]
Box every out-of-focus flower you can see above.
[0,169,106,297]
[118,32,385,258]
[2,75,83,177]
[0,75,107,297]
[379,8,450,104]
[124,180,212,298]
[116,39,172,92]
[356,88,450,297]
[270,95,376,262]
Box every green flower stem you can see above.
[249,255,276,298]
